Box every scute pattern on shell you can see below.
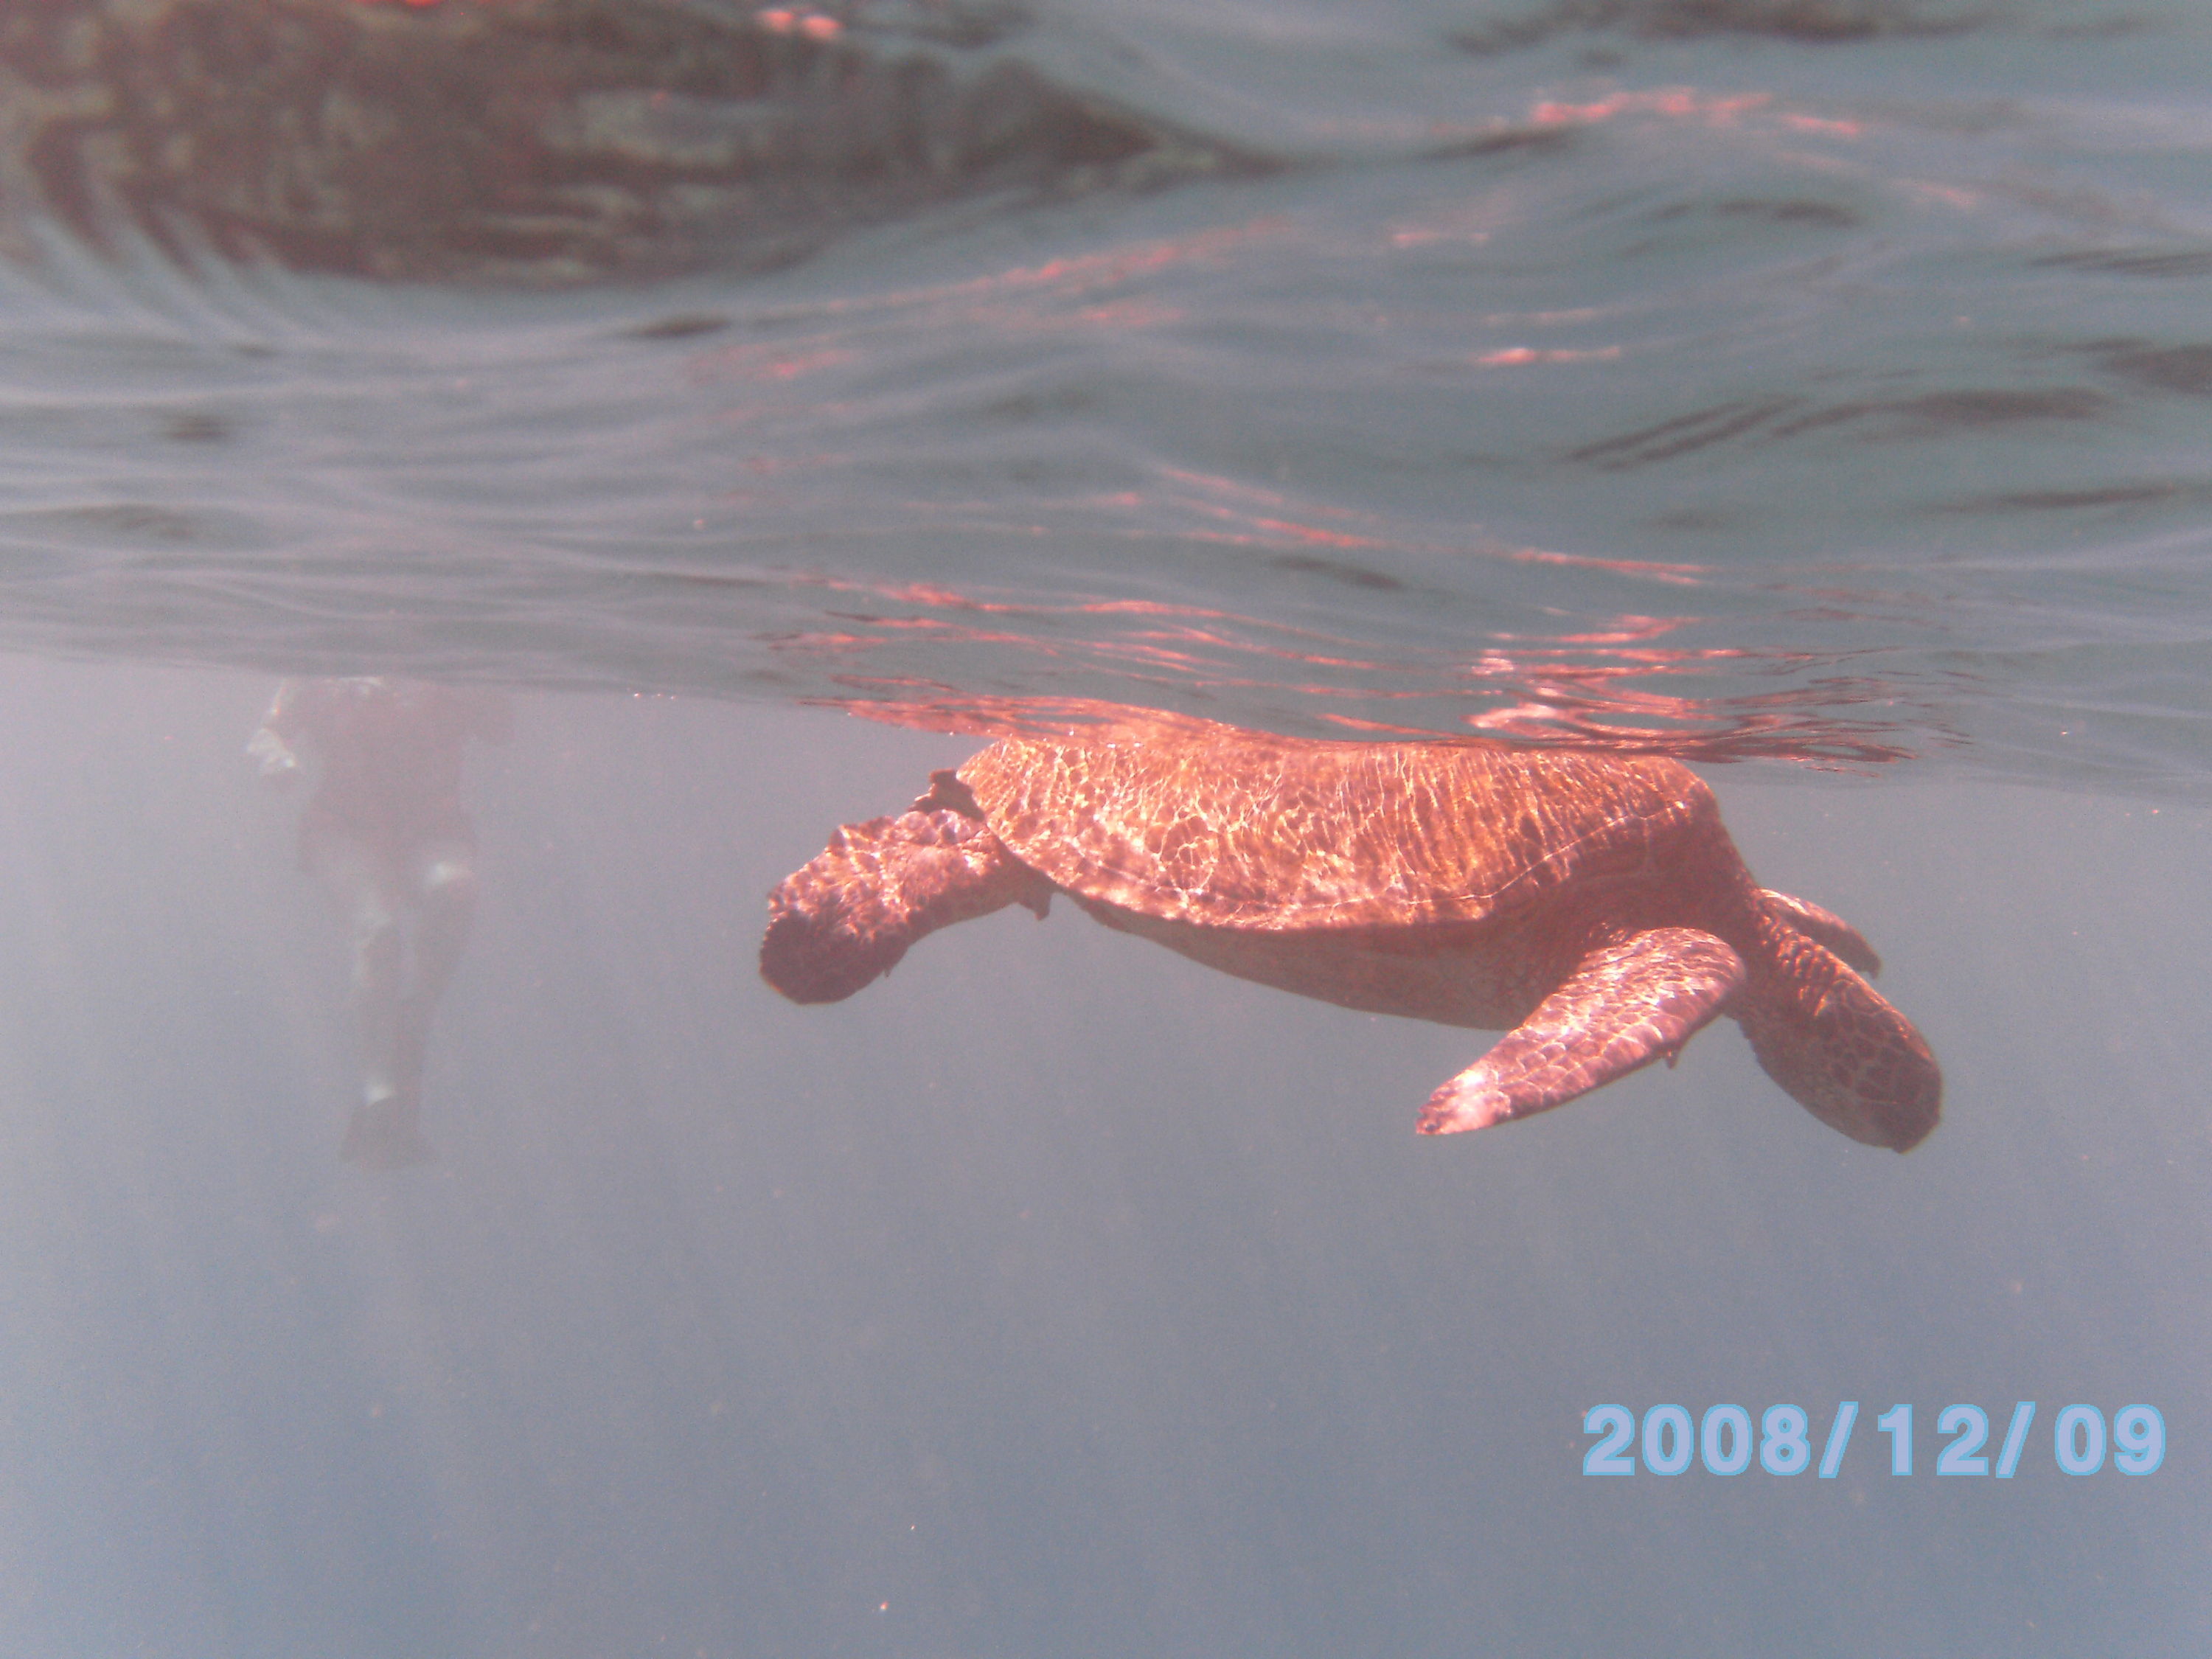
[959,717,1722,931]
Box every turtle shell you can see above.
[957,714,1723,931]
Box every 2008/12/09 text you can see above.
[1581,1402,2165,1477]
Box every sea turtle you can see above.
[760,711,1941,1150]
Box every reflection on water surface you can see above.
[6,0,1246,282]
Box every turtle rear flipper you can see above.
[1417,928,1745,1135]
[1736,927,1941,1152]
[1759,888,1881,976]
[761,809,1051,1004]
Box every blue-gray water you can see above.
[0,0,2208,1653]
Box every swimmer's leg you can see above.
[309,835,433,1168]
[340,1091,434,1171]
[309,836,404,1103]
[392,837,479,1098]
[406,838,479,1015]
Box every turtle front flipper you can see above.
[1417,928,1746,1135]
[761,807,1051,1004]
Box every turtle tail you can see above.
[761,801,1051,1004]
[1734,914,1941,1152]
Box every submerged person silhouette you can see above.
[251,678,512,1169]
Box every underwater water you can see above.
[0,0,2208,1653]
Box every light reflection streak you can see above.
[753,453,1954,764]
[780,589,1952,768]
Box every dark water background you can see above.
[1,0,2209,1653]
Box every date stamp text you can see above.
[1581,1402,2165,1477]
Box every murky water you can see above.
[1,0,2208,1652]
